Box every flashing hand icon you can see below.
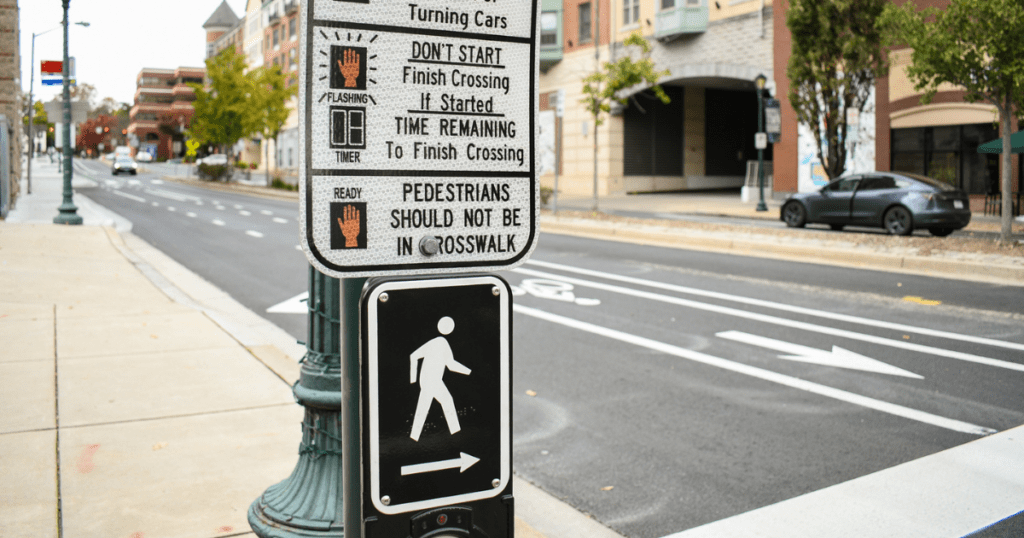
[338,204,361,248]
[337,48,361,88]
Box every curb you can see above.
[541,219,1024,285]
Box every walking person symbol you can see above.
[409,316,471,442]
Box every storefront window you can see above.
[891,124,998,194]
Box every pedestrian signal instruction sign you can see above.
[298,0,539,277]
[361,275,511,515]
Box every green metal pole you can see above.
[249,268,365,537]
[756,87,768,212]
[54,0,82,225]
[341,277,364,538]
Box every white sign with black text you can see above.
[299,0,539,277]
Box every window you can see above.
[578,3,592,43]
[858,175,897,191]
[623,0,640,25]
[273,28,280,48]
[289,18,296,39]
[290,47,298,70]
[823,177,859,192]
[540,12,558,45]
[662,0,675,9]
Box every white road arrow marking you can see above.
[717,331,923,379]
[401,452,480,476]
[266,292,308,314]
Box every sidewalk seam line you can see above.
[57,403,294,431]
[53,303,64,538]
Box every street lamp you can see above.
[754,73,768,212]
[54,2,88,225]
[26,20,88,195]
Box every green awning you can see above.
[978,129,1024,154]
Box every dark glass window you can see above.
[273,28,280,47]
[579,3,592,43]
[824,177,859,192]
[891,124,998,194]
[289,18,296,39]
[540,12,558,45]
[623,87,684,176]
[859,175,897,191]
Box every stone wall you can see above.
[0,0,22,211]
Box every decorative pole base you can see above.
[53,204,83,225]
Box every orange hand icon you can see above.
[337,49,361,88]
[338,204,361,248]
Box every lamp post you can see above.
[54,2,88,225]
[27,21,88,195]
[754,73,768,212]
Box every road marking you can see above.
[514,305,995,436]
[234,204,243,210]
[511,279,601,306]
[239,210,251,216]
[515,267,1024,373]
[246,230,264,238]
[144,188,198,202]
[187,212,197,218]
[525,260,1024,353]
[716,331,923,378]
[167,206,176,212]
[401,452,479,476]
[903,296,942,306]
[273,217,289,224]
[112,190,146,203]
[295,245,302,250]
[212,219,225,226]
[150,179,163,184]
[261,210,274,215]
[267,292,308,314]
[216,205,225,210]
[151,202,159,207]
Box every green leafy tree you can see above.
[581,32,669,209]
[252,64,298,185]
[878,0,1024,242]
[23,100,54,151]
[787,0,889,181]
[188,48,261,167]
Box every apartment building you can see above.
[539,0,774,195]
[126,67,205,160]
[205,0,244,59]
[261,0,301,177]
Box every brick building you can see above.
[205,0,244,59]
[539,0,774,195]
[126,66,205,160]
[0,0,22,209]
[260,0,301,177]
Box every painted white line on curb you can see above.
[246,230,264,238]
[513,267,1024,374]
[514,304,995,436]
[526,259,1024,353]
[112,190,146,203]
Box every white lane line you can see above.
[246,230,264,238]
[150,179,163,184]
[216,206,225,210]
[514,305,995,436]
[261,210,274,215]
[167,206,176,212]
[187,212,197,218]
[273,217,289,224]
[151,201,159,207]
[144,188,197,202]
[526,260,1024,353]
[195,201,204,206]
[239,210,251,216]
[234,204,243,210]
[514,267,1024,373]
[212,219,225,226]
[112,190,146,203]
[295,245,302,250]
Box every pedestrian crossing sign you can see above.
[360,275,512,517]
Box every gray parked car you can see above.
[780,171,971,236]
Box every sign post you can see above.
[256,1,539,538]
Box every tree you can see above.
[878,0,1024,242]
[188,47,262,165]
[23,99,54,151]
[581,32,670,209]
[252,64,297,185]
[786,0,889,181]
[75,115,118,156]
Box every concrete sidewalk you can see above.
[0,160,620,538]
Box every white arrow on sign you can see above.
[266,292,308,314]
[716,331,923,379]
[401,452,480,476]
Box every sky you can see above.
[20,0,249,108]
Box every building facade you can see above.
[126,66,205,160]
[261,0,301,179]
[1,0,22,209]
[539,0,775,196]
[205,0,244,59]
[772,0,1020,212]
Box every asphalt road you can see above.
[75,159,1024,538]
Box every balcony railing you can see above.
[268,11,281,25]
[655,3,709,40]
[284,0,298,14]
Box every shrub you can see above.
[271,177,298,191]
[235,160,248,169]
[249,162,258,170]
[198,163,229,181]
[540,186,554,206]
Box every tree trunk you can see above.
[1000,98,1012,242]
